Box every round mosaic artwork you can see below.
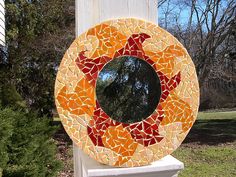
[55,18,199,167]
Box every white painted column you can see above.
[75,0,158,36]
[73,0,158,177]
[73,1,182,177]
[74,1,158,175]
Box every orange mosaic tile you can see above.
[55,18,199,167]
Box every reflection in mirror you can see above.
[96,56,161,123]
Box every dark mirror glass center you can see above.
[96,56,161,123]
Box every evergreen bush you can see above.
[0,108,14,176]
[0,107,62,177]
[0,84,26,109]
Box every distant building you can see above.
[0,0,6,64]
[0,0,5,46]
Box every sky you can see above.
[158,0,231,30]
[158,1,191,28]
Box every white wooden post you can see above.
[75,0,158,36]
[74,1,184,176]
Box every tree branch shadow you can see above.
[183,119,236,145]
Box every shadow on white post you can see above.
[74,0,184,176]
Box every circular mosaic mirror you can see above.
[96,56,161,124]
[55,18,199,167]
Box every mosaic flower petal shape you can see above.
[55,18,199,167]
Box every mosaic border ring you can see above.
[55,18,200,167]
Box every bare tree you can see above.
[189,0,235,83]
[158,0,169,8]
[159,0,236,109]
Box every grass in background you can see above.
[173,111,236,177]
[173,143,236,177]
[54,110,236,177]
[198,111,236,120]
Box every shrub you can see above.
[0,108,15,176]
[0,84,26,109]
[0,107,62,177]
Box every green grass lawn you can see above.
[173,111,236,177]
[197,111,236,120]
[55,110,236,176]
